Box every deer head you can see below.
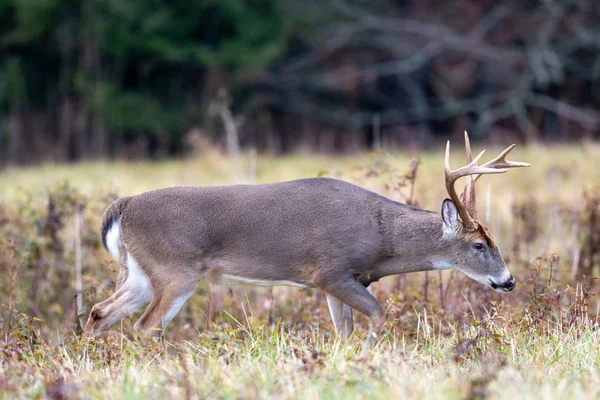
[441,132,530,292]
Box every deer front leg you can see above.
[320,276,384,348]
[325,293,354,340]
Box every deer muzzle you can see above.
[490,275,516,292]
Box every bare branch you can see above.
[525,94,600,129]
[331,0,520,63]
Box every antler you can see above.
[445,132,530,230]
[461,132,477,218]
[471,143,531,183]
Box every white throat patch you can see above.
[431,261,454,270]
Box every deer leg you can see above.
[115,267,128,291]
[320,277,384,347]
[134,278,199,336]
[84,260,152,337]
[325,293,354,340]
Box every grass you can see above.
[1,143,600,399]
[4,316,600,399]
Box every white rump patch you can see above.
[105,219,122,261]
[212,273,309,288]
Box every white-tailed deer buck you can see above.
[84,133,529,344]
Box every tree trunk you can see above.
[8,100,23,165]
[219,106,241,158]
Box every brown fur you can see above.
[474,221,498,248]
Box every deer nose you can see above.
[502,275,516,292]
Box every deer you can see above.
[84,132,529,345]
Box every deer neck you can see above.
[366,207,450,283]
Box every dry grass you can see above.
[1,143,600,399]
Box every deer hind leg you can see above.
[325,293,354,340]
[320,276,384,348]
[115,266,128,290]
[133,275,200,336]
[84,253,152,337]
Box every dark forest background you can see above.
[1,0,599,165]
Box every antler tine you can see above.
[472,144,531,183]
[462,131,477,218]
[445,138,508,229]
[464,131,473,163]
[449,149,506,178]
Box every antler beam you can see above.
[445,132,530,229]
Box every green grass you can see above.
[1,144,600,399]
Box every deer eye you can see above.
[473,243,484,251]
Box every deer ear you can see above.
[441,199,460,237]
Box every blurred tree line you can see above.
[0,0,599,165]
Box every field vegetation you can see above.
[1,143,600,399]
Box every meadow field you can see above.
[1,143,600,399]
